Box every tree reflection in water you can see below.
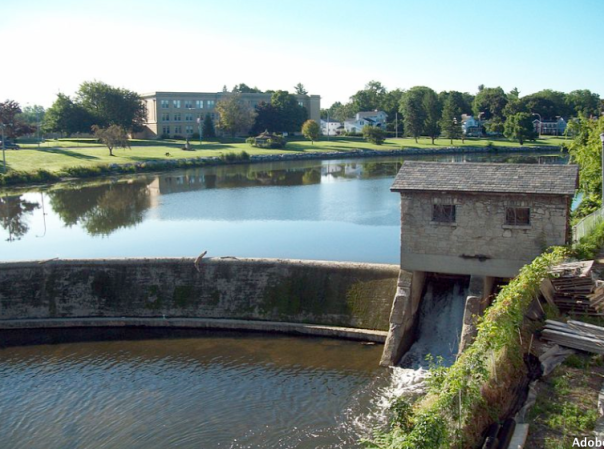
[0,195,40,241]
[48,180,152,236]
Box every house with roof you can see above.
[344,111,387,134]
[461,115,483,137]
[320,118,343,136]
[390,161,579,278]
[533,117,567,136]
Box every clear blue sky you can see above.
[1,0,602,108]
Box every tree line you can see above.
[321,81,602,143]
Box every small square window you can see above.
[173,100,181,108]
[505,207,530,226]
[196,100,204,108]
[432,204,456,223]
[161,100,169,109]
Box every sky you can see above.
[1,0,603,109]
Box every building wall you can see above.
[137,92,321,139]
[398,191,571,278]
[0,258,397,331]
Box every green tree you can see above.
[566,89,601,118]
[202,113,216,138]
[76,81,147,131]
[17,105,45,128]
[301,119,320,144]
[473,86,508,121]
[43,94,95,135]
[215,93,257,138]
[400,87,427,143]
[92,124,130,156]
[503,112,537,145]
[565,115,604,200]
[252,101,279,135]
[351,80,387,112]
[294,83,308,95]
[268,90,307,133]
[232,83,262,93]
[0,100,35,138]
[362,125,386,145]
[440,92,463,144]
[423,88,441,144]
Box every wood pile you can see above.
[542,260,604,316]
[542,320,604,354]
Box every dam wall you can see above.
[0,258,399,337]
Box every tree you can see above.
[362,125,386,145]
[92,124,130,156]
[18,105,45,129]
[44,93,95,135]
[0,100,32,138]
[301,119,320,144]
[351,80,387,112]
[503,112,537,145]
[565,115,604,201]
[294,83,308,95]
[232,83,262,93]
[472,87,508,121]
[422,88,441,144]
[252,101,280,135]
[440,92,464,144]
[75,81,147,131]
[400,87,427,143]
[202,113,216,138]
[566,90,601,118]
[215,93,257,138]
[266,90,307,133]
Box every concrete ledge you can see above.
[0,317,388,343]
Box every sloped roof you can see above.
[390,161,578,195]
[357,110,386,119]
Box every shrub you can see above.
[362,125,386,145]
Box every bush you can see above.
[362,125,386,145]
[220,151,251,163]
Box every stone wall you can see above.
[0,258,398,331]
[399,192,570,278]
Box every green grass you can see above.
[0,135,566,183]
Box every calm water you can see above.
[0,329,387,449]
[0,153,566,263]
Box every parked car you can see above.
[0,140,20,149]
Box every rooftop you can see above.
[390,161,578,195]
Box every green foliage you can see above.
[503,112,538,145]
[301,119,320,144]
[220,151,250,162]
[400,87,428,142]
[215,93,257,138]
[294,83,308,95]
[202,113,216,138]
[571,219,604,260]
[362,125,386,145]
[565,115,604,200]
[92,124,130,156]
[472,86,508,121]
[439,93,464,144]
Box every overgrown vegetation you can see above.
[366,247,568,449]
[570,219,604,260]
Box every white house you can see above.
[461,115,482,137]
[320,119,343,136]
[344,111,388,134]
[533,117,566,136]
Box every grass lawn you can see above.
[3,135,566,174]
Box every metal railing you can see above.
[573,207,604,242]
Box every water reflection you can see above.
[0,195,40,241]
[47,179,153,236]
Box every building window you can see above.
[432,204,456,223]
[173,113,181,121]
[173,100,181,108]
[162,126,170,135]
[185,114,193,122]
[184,100,193,109]
[162,113,170,121]
[174,125,182,135]
[196,100,204,108]
[161,100,169,109]
[207,100,215,108]
[505,207,530,226]
[185,125,194,135]
[298,101,304,107]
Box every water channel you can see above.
[0,152,568,448]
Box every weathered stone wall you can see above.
[0,258,398,331]
[399,192,570,278]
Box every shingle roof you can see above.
[390,161,579,195]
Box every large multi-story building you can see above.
[136,91,321,139]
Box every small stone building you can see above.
[390,161,579,279]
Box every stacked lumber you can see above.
[545,260,604,316]
[542,320,604,354]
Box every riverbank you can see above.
[1,135,566,187]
